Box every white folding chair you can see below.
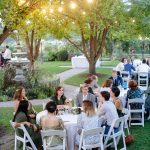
[128,98,145,127]
[41,129,67,150]
[121,71,130,89]
[121,71,130,80]
[10,120,37,150]
[122,108,131,134]
[104,117,126,150]
[78,127,105,150]
[138,72,149,91]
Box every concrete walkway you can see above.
[0,68,86,108]
[58,68,87,82]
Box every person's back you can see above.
[137,59,150,73]
[41,101,64,147]
[78,112,99,130]
[99,101,118,126]
[41,116,63,130]
[75,101,100,146]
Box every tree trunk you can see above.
[0,26,12,45]
[89,61,96,74]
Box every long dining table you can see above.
[59,114,78,150]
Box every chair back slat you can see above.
[41,129,66,137]
[82,127,104,137]
[128,98,145,104]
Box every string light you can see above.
[70,2,77,9]
[58,7,63,12]
[18,0,26,5]
[87,0,93,3]
[26,20,31,25]
[50,8,54,13]
[82,11,86,15]
[42,9,47,14]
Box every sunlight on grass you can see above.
[38,61,71,74]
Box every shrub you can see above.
[56,50,68,61]
[47,51,57,61]
[0,95,9,102]
[4,86,16,100]
[0,67,59,101]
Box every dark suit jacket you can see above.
[109,76,123,87]
[76,93,96,107]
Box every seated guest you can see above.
[137,59,150,73]
[116,58,126,75]
[100,79,112,92]
[75,100,100,150]
[124,59,135,75]
[98,91,119,134]
[110,87,123,116]
[41,101,64,147]
[50,86,70,109]
[89,74,100,90]
[109,69,123,87]
[13,100,42,149]
[13,87,36,123]
[84,78,94,94]
[76,84,96,107]
[126,80,143,108]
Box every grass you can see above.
[0,106,150,150]
[65,68,113,86]
[101,60,119,67]
[37,61,71,74]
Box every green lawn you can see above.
[65,68,113,86]
[38,61,71,74]
[101,60,119,67]
[0,106,150,150]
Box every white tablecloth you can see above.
[60,114,78,150]
[71,56,101,68]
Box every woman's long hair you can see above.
[13,87,27,101]
[13,100,29,122]
[83,100,95,117]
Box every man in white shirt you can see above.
[3,45,11,65]
[98,91,119,134]
[137,59,150,73]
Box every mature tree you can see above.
[0,0,46,45]
[44,0,128,74]
[18,9,51,70]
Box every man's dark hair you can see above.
[111,87,120,97]
[46,101,57,113]
[6,45,9,48]
[100,91,110,101]
[142,59,146,64]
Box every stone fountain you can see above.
[9,44,30,82]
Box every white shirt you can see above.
[3,48,11,59]
[36,110,48,125]
[137,63,150,73]
[98,101,118,126]
[82,94,88,101]
[116,62,124,72]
